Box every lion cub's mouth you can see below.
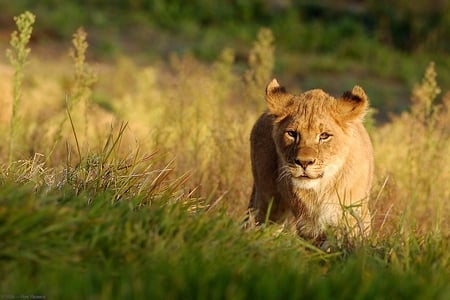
[281,165,324,183]
[289,168,324,180]
[296,173,323,180]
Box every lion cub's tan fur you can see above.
[249,79,374,240]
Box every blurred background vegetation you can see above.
[1,0,449,121]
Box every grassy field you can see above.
[0,11,449,299]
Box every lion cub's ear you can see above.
[336,85,369,122]
[265,78,292,116]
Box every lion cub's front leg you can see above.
[249,183,290,224]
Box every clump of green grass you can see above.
[1,170,449,299]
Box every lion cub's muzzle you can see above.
[287,147,324,180]
[288,157,324,180]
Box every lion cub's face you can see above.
[265,79,368,191]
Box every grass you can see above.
[0,12,449,299]
[1,179,449,299]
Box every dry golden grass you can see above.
[371,63,450,237]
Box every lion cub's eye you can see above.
[286,131,298,139]
[319,132,332,141]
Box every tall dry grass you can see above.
[372,62,450,237]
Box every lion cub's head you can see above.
[265,79,369,191]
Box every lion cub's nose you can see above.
[295,158,316,169]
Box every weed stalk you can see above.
[68,27,97,150]
[6,11,35,164]
[244,28,275,108]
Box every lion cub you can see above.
[249,79,374,241]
